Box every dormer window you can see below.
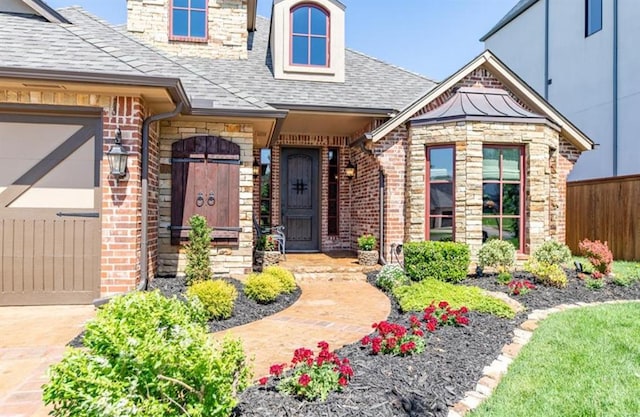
[291,5,329,66]
[171,0,208,41]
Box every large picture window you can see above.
[291,5,329,66]
[171,0,207,40]
[426,146,455,241]
[482,146,524,251]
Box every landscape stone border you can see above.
[447,299,640,417]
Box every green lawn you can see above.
[470,303,640,417]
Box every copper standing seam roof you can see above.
[410,86,553,126]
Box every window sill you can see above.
[284,63,335,76]
[169,35,208,44]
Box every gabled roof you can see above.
[480,0,540,42]
[2,0,71,24]
[366,50,594,152]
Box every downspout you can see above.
[613,0,619,176]
[544,0,550,99]
[138,102,184,291]
[379,169,387,265]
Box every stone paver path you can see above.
[212,280,391,378]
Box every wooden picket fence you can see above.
[566,175,640,261]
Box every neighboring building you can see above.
[0,0,592,306]
[482,0,640,180]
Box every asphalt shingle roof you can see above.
[0,6,436,112]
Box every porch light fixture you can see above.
[107,127,129,181]
[345,160,356,180]
[253,158,261,177]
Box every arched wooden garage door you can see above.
[0,109,102,305]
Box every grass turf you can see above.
[470,302,640,417]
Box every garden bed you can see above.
[233,270,640,417]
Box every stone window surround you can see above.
[168,0,209,43]
[289,3,330,68]
[425,144,456,241]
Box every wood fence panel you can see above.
[566,175,640,261]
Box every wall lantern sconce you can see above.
[107,127,129,182]
[345,160,356,180]
[252,158,261,178]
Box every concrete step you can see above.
[293,272,369,282]
[285,265,380,274]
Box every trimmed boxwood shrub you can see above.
[375,264,410,292]
[43,291,251,417]
[244,273,283,304]
[187,279,238,319]
[262,266,297,293]
[404,241,471,283]
[532,240,573,266]
[477,239,515,273]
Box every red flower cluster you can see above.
[423,301,469,329]
[361,316,426,356]
[507,279,536,296]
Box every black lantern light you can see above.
[252,158,261,177]
[107,127,129,181]
[345,160,356,180]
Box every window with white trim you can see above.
[291,4,329,66]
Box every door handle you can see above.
[196,192,204,207]
[207,192,215,206]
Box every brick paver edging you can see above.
[447,299,640,417]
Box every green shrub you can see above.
[262,266,297,293]
[375,264,410,292]
[478,239,515,273]
[496,271,513,285]
[532,240,573,266]
[185,215,213,284]
[392,279,515,318]
[585,277,605,290]
[187,279,238,320]
[244,273,283,304]
[357,234,377,251]
[43,291,251,417]
[404,241,470,283]
[524,259,568,288]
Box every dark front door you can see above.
[281,148,319,252]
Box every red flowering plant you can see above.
[507,279,536,296]
[260,341,353,401]
[423,301,470,330]
[579,239,613,276]
[360,316,426,356]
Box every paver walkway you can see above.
[212,280,390,378]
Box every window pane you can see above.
[191,0,206,9]
[502,148,521,181]
[292,7,309,34]
[482,218,500,242]
[310,7,327,36]
[292,35,308,64]
[502,218,520,249]
[429,218,453,242]
[483,183,500,214]
[483,148,500,180]
[429,183,453,216]
[174,0,188,7]
[587,0,602,35]
[172,9,189,36]
[190,11,206,37]
[502,183,520,215]
[310,37,327,66]
[429,147,453,180]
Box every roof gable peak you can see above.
[0,0,71,23]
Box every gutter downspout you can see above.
[379,170,387,265]
[138,102,184,291]
[544,0,550,99]
[613,0,619,176]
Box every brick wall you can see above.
[127,0,248,59]
[157,120,254,277]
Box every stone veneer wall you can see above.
[0,89,151,297]
[407,121,575,262]
[127,0,248,59]
[271,134,352,251]
[157,119,254,277]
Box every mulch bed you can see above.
[233,269,640,417]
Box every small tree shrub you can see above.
[404,241,471,283]
[375,264,410,292]
[524,259,568,288]
[185,215,213,285]
[187,279,238,320]
[357,234,377,251]
[579,239,613,275]
[244,273,283,304]
[477,239,515,273]
[532,240,573,266]
[263,266,297,293]
[392,278,515,318]
[43,291,251,417]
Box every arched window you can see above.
[291,4,329,66]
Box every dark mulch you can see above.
[233,270,640,417]
[150,276,301,332]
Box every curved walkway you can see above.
[211,280,391,378]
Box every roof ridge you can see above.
[63,7,271,110]
[347,48,438,84]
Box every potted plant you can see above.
[254,235,281,269]
[357,234,379,266]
